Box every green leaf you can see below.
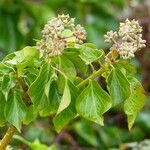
[56,74,66,95]
[16,47,39,76]
[23,105,36,125]
[64,50,88,74]
[82,43,97,49]
[60,29,76,42]
[24,73,37,87]
[1,74,15,101]
[0,92,6,126]
[56,51,78,94]
[0,62,15,74]
[40,81,60,116]
[79,44,103,64]
[76,80,112,125]
[53,79,79,132]
[124,77,146,130]
[56,79,71,114]
[23,46,39,58]
[114,60,136,74]
[59,55,76,78]
[5,90,27,131]
[29,63,52,112]
[61,29,73,38]
[48,145,57,150]
[13,135,57,150]
[107,68,130,106]
[5,46,39,76]
[30,139,52,150]
[6,50,25,65]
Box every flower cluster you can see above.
[104,19,146,59]
[36,14,86,58]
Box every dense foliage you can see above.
[0,13,147,149]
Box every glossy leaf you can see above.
[64,50,88,74]
[53,79,79,132]
[56,73,66,95]
[29,63,52,111]
[61,29,73,38]
[79,44,103,64]
[5,90,27,131]
[5,46,39,76]
[124,77,146,130]
[6,50,25,65]
[0,62,15,74]
[23,46,39,58]
[76,80,112,125]
[107,68,130,106]
[23,106,36,125]
[40,81,60,116]
[59,55,76,78]
[1,74,15,101]
[114,60,136,74]
[24,73,37,87]
[57,79,71,114]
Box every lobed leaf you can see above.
[114,60,136,74]
[53,79,79,132]
[23,105,36,125]
[59,55,76,79]
[28,63,53,112]
[124,77,146,130]
[79,43,103,64]
[64,50,88,74]
[76,80,112,125]
[5,90,27,131]
[5,46,39,76]
[40,81,60,117]
[1,74,15,101]
[107,68,130,106]
[56,79,71,115]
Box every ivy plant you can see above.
[0,15,147,149]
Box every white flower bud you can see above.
[104,19,146,59]
[73,24,86,43]
[104,31,118,43]
[36,14,87,58]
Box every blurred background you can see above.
[0,0,150,149]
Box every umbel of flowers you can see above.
[36,14,86,59]
[104,19,146,59]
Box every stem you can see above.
[89,64,95,73]
[53,66,67,78]
[77,67,105,89]
[77,49,116,89]
[0,125,16,150]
